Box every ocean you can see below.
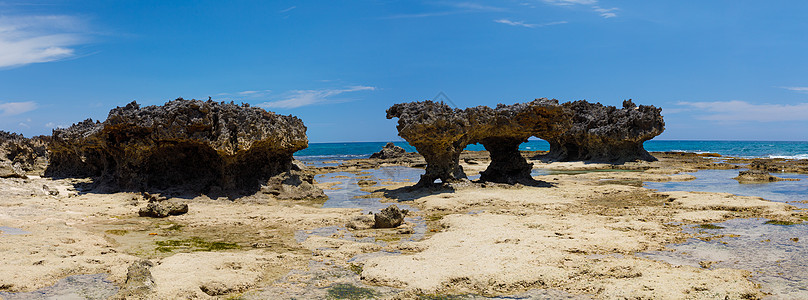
[295,140,808,162]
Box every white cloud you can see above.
[0,15,88,68]
[279,6,296,13]
[494,19,567,28]
[383,1,504,19]
[779,86,808,93]
[446,2,505,12]
[592,6,618,18]
[676,101,808,122]
[258,86,376,109]
[0,101,37,116]
[542,0,597,6]
[540,0,618,18]
[494,19,536,28]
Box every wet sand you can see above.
[1,151,807,299]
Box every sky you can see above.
[1,0,807,142]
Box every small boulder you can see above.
[374,205,406,228]
[347,215,375,230]
[138,200,188,218]
[369,142,406,159]
[733,170,799,184]
[0,161,26,179]
[115,260,154,299]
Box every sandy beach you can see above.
[2,151,806,299]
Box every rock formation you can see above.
[733,169,799,184]
[46,98,319,197]
[369,142,407,159]
[387,98,664,186]
[387,99,568,186]
[0,131,49,178]
[373,205,406,228]
[541,100,664,162]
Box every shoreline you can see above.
[1,151,806,298]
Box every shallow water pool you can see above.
[641,218,808,298]
[644,169,808,208]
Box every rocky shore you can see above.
[2,146,807,299]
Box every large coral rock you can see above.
[387,99,568,186]
[387,98,664,187]
[46,98,315,196]
[541,100,664,162]
[0,131,49,178]
[387,101,471,186]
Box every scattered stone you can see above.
[373,205,405,228]
[42,185,59,196]
[347,215,375,230]
[114,260,154,299]
[138,200,188,218]
[46,99,320,196]
[261,170,327,200]
[733,170,799,184]
[0,161,26,179]
[357,179,377,187]
[369,142,407,159]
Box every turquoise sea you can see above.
[295,140,808,161]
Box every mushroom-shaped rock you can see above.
[46,98,317,196]
[387,101,470,186]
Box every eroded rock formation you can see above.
[370,142,407,159]
[542,100,664,162]
[0,131,49,178]
[387,98,664,186]
[733,169,799,184]
[46,98,319,197]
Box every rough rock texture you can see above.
[370,142,407,159]
[0,131,49,178]
[386,99,568,185]
[733,169,799,184]
[46,99,317,196]
[114,260,155,299]
[542,100,664,162]
[373,205,406,228]
[138,200,189,218]
[387,98,664,186]
[387,101,471,186]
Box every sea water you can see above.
[295,140,808,162]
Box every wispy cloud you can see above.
[258,86,376,109]
[0,15,89,68]
[592,6,618,18]
[279,6,296,13]
[542,0,597,6]
[779,86,808,93]
[0,101,37,116]
[494,19,567,28]
[541,0,618,18]
[384,1,505,19]
[675,101,808,122]
[216,89,272,98]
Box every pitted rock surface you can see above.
[387,99,569,186]
[370,142,407,159]
[387,98,664,186]
[0,131,49,178]
[542,100,664,162]
[46,98,317,196]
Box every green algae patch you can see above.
[697,224,725,230]
[326,283,377,299]
[154,237,240,253]
[764,220,802,226]
[349,263,363,275]
[105,229,129,236]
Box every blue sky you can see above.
[1,0,807,142]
